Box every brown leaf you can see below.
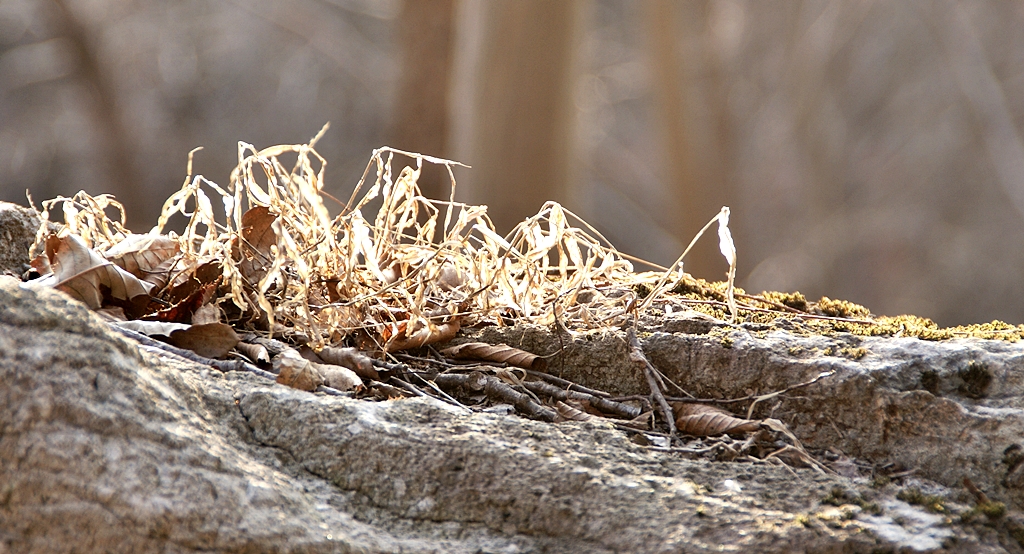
[672,402,761,436]
[274,350,323,392]
[167,258,221,303]
[43,234,153,310]
[147,282,217,323]
[167,323,240,358]
[385,318,461,352]
[104,234,180,280]
[235,341,270,364]
[191,302,221,325]
[317,364,361,391]
[554,400,593,422]
[235,206,278,282]
[439,342,546,371]
[29,252,51,276]
[318,345,379,380]
[138,256,178,291]
[618,410,653,430]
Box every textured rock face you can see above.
[0,203,41,275]
[470,317,1024,515]
[5,277,1014,553]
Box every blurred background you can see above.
[2,0,1024,326]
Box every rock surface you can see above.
[469,313,1024,515]
[0,203,42,276]
[3,198,1024,553]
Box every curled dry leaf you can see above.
[672,402,761,437]
[235,206,278,282]
[116,320,190,337]
[317,364,361,391]
[317,345,378,380]
[104,233,180,280]
[440,342,547,371]
[618,410,653,430]
[167,323,240,359]
[235,341,270,364]
[40,234,153,310]
[554,400,594,423]
[148,282,217,323]
[274,349,323,392]
[191,302,221,325]
[385,318,461,352]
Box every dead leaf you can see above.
[42,234,154,310]
[104,233,180,279]
[167,323,240,358]
[116,320,190,336]
[554,400,593,422]
[440,341,546,371]
[672,402,760,436]
[191,302,221,325]
[167,259,221,303]
[147,282,217,323]
[235,341,270,364]
[317,364,361,391]
[29,252,51,276]
[274,349,323,392]
[618,410,653,430]
[385,318,461,352]
[235,206,278,282]
[138,256,178,290]
[318,345,378,380]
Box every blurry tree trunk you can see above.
[392,0,456,201]
[646,0,733,280]
[459,0,581,234]
[52,0,143,229]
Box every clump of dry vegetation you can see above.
[28,127,662,351]
[24,125,1024,354]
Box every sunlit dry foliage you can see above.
[28,127,731,352]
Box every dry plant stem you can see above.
[389,377,430,399]
[373,357,413,375]
[664,370,835,408]
[521,368,611,398]
[434,372,557,422]
[408,372,471,411]
[627,327,677,437]
[735,292,805,314]
[611,422,669,437]
[963,477,991,505]
[676,297,874,325]
[764,445,832,476]
[521,380,641,419]
[111,325,350,397]
[606,395,654,411]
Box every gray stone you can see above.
[0,202,43,276]
[468,313,1024,518]
[1,277,1010,553]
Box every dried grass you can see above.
[31,125,735,350]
